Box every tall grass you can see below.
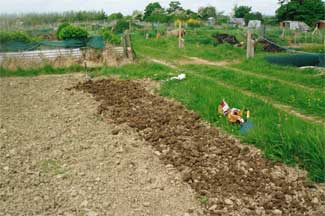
[0,61,176,80]
[92,61,176,80]
[233,56,325,89]
[160,75,325,182]
[133,33,244,62]
[181,64,325,118]
[0,64,87,77]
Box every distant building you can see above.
[315,20,325,29]
[107,20,118,28]
[207,17,215,26]
[280,21,310,32]
[248,20,262,29]
[230,18,245,27]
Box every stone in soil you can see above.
[73,78,325,215]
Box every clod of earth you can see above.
[212,33,239,45]
[258,38,285,52]
[73,78,325,216]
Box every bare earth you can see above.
[0,74,324,216]
[0,74,202,216]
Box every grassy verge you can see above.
[160,74,325,182]
[181,64,325,119]
[233,57,325,89]
[133,33,245,62]
[0,64,89,77]
[134,35,324,91]
[91,61,176,80]
[0,61,176,80]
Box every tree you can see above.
[276,0,325,26]
[107,13,123,21]
[245,12,263,23]
[143,2,163,21]
[167,1,183,14]
[132,10,143,20]
[263,16,278,25]
[234,5,252,18]
[215,11,230,24]
[113,20,130,34]
[149,8,168,23]
[198,6,217,20]
[185,9,198,19]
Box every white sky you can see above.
[0,0,280,15]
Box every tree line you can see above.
[0,0,324,27]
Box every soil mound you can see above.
[74,78,325,216]
[258,38,285,52]
[212,33,239,45]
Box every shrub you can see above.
[107,12,123,22]
[56,23,70,39]
[187,18,202,27]
[100,29,121,45]
[57,25,89,40]
[0,31,33,43]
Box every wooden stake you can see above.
[246,31,255,59]
[178,21,182,48]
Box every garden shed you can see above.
[207,17,215,26]
[281,21,310,31]
[315,20,325,29]
[230,18,245,27]
[248,20,261,29]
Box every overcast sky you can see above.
[0,0,280,15]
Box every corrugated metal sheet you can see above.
[112,46,124,56]
[0,48,82,63]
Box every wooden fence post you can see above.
[122,32,128,58]
[122,30,136,60]
[178,21,183,48]
[246,30,255,59]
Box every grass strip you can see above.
[160,74,325,182]
[0,61,176,81]
[180,64,325,119]
[134,34,324,90]
[233,57,325,90]
[133,34,245,62]
[0,64,89,77]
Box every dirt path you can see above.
[148,57,325,126]
[0,74,202,216]
[75,78,325,216]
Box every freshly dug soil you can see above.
[212,33,239,45]
[74,78,325,216]
[0,74,202,216]
[258,38,285,52]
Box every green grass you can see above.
[0,64,88,77]
[91,61,176,80]
[233,56,325,89]
[2,59,324,182]
[0,61,176,80]
[1,26,324,183]
[133,33,245,62]
[160,74,325,182]
[131,29,325,182]
[181,64,325,119]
